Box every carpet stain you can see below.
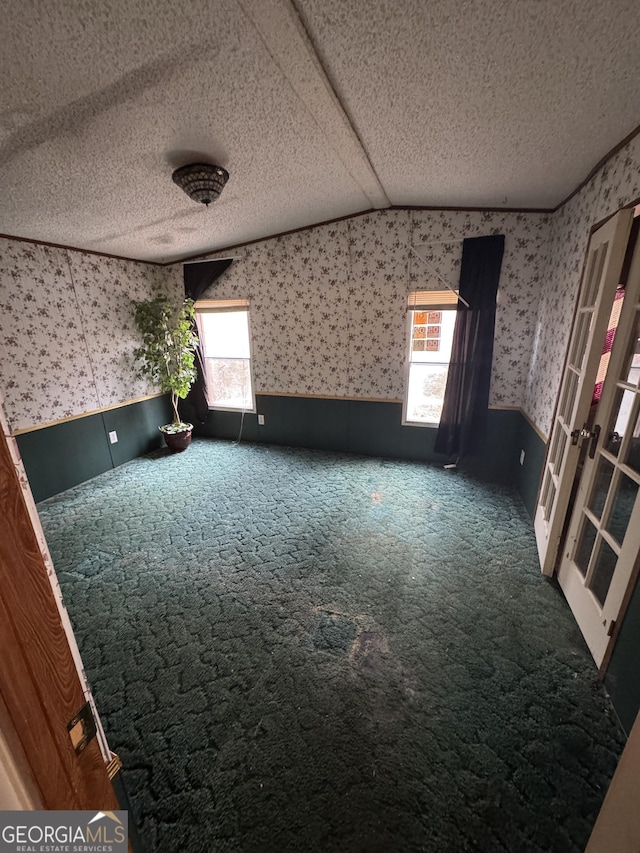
[312,609,358,655]
[349,628,389,674]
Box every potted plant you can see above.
[132,296,198,452]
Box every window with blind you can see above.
[195,299,256,412]
[403,290,458,425]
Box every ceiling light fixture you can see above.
[172,163,229,206]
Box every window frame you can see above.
[402,291,458,428]
[195,299,257,414]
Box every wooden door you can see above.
[0,406,119,809]
[534,210,633,575]
[557,234,640,666]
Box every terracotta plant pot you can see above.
[160,424,193,453]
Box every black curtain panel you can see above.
[434,234,505,458]
[183,259,233,422]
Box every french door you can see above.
[557,232,640,666]
[534,210,633,575]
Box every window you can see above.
[403,290,458,425]
[196,299,255,412]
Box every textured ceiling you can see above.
[1,0,639,263]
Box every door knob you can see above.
[570,423,600,456]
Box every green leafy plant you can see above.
[132,296,198,432]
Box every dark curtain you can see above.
[434,234,505,458]
[184,259,233,422]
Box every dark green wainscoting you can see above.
[514,413,547,519]
[185,394,544,492]
[19,391,548,510]
[605,579,640,736]
[17,395,172,503]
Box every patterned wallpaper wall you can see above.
[0,240,180,431]
[524,132,640,438]
[194,208,550,408]
[2,129,638,441]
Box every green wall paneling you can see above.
[103,395,172,468]
[514,416,547,518]
[193,395,525,481]
[17,395,172,503]
[458,408,520,485]
[256,395,350,451]
[346,400,444,462]
[17,413,113,503]
[190,395,350,451]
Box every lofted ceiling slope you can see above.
[0,0,639,263]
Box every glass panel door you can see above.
[534,210,633,575]
[557,239,640,667]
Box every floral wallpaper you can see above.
[0,239,179,431]
[253,222,352,397]
[346,211,409,400]
[69,254,177,408]
[195,208,550,407]
[3,127,639,440]
[0,240,99,430]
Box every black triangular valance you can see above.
[184,258,233,301]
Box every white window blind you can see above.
[407,290,459,311]
[195,298,250,313]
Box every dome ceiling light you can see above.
[172,163,229,206]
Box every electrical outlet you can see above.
[519,449,525,466]
[258,414,265,425]
[109,430,118,444]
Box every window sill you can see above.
[208,405,257,414]
[402,419,440,429]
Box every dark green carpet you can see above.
[38,439,625,852]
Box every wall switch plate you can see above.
[109,430,118,444]
[520,449,525,465]
[258,415,265,425]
